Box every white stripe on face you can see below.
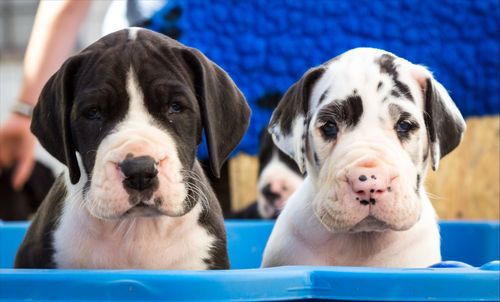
[86,68,188,219]
[128,27,141,40]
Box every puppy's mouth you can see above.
[123,202,163,218]
[348,215,390,233]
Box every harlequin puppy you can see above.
[262,48,465,268]
[230,130,303,219]
[15,28,250,269]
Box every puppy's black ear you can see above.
[31,55,83,184]
[180,48,251,178]
[268,66,325,173]
[421,74,466,170]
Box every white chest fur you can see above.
[262,177,441,268]
[53,190,214,270]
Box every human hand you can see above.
[0,113,36,190]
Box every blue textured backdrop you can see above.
[147,0,500,158]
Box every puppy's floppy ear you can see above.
[31,55,83,184]
[180,48,251,178]
[268,66,326,173]
[413,67,466,170]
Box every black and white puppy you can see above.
[231,130,303,219]
[15,28,250,269]
[262,48,465,268]
[0,162,55,221]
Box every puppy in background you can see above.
[0,162,55,221]
[15,28,250,270]
[231,130,303,219]
[262,48,465,268]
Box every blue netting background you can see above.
[146,0,500,158]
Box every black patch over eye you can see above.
[320,121,339,140]
[168,102,183,114]
[84,107,102,120]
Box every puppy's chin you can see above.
[122,202,193,218]
[347,216,390,232]
[85,186,192,220]
[123,203,164,218]
[85,200,193,220]
[312,192,421,233]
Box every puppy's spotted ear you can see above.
[413,67,466,170]
[180,48,251,178]
[268,66,325,173]
[31,55,83,184]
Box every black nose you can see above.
[120,156,158,191]
[261,184,280,204]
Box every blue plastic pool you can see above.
[0,220,498,301]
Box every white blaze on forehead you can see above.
[128,27,141,40]
[126,67,151,122]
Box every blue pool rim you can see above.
[0,220,498,301]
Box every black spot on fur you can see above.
[377,54,414,102]
[316,94,363,129]
[359,175,367,181]
[343,95,363,127]
[318,89,329,105]
[377,81,383,91]
[378,54,398,76]
[314,152,320,166]
[391,90,401,98]
[360,199,370,206]
[394,80,413,102]
[416,174,421,194]
[369,198,376,205]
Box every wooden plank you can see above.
[229,153,259,211]
[426,115,499,219]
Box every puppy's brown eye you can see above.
[169,102,183,114]
[84,107,102,120]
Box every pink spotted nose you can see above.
[347,161,397,206]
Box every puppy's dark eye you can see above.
[396,120,416,133]
[84,107,102,120]
[320,121,339,139]
[168,102,183,114]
